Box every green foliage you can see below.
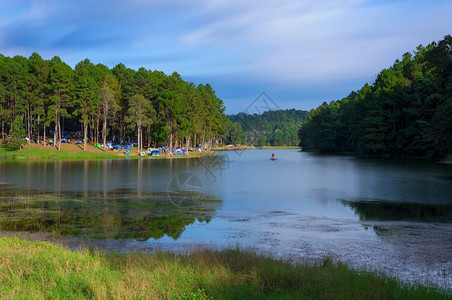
[150,121,169,145]
[0,53,228,151]
[224,120,245,145]
[300,35,452,158]
[125,94,156,151]
[2,116,26,151]
[228,109,308,146]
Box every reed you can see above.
[0,237,448,299]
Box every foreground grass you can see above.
[0,237,448,299]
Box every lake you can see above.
[0,149,451,290]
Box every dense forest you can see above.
[299,35,452,158]
[228,109,308,146]
[0,54,228,151]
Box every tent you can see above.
[150,150,160,156]
[146,148,159,155]
[113,145,122,150]
[174,148,186,155]
[94,143,101,148]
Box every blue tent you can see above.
[150,150,160,156]
[113,145,122,150]
[174,148,186,155]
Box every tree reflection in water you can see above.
[341,199,452,223]
[0,190,221,241]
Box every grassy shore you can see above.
[0,143,212,161]
[0,142,296,161]
[0,237,447,299]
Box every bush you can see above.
[1,139,23,151]
[2,116,26,151]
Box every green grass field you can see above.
[0,237,448,299]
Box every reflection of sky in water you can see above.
[2,150,451,207]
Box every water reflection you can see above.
[0,159,222,240]
[341,200,452,222]
[0,191,221,240]
[1,151,451,289]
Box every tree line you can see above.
[0,53,228,151]
[228,109,308,146]
[299,35,452,158]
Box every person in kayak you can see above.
[271,153,275,160]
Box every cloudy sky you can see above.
[1,0,451,113]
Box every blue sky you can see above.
[1,0,451,114]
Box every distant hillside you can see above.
[228,109,308,146]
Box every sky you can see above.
[0,0,451,114]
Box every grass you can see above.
[0,237,448,299]
[0,147,120,160]
[0,143,213,161]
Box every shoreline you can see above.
[0,143,217,161]
[0,143,300,161]
[213,145,299,151]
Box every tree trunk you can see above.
[169,124,173,152]
[138,125,142,153]
[90,118,94,144]
[57,118,62,151]
[27,109,31,141]
[83,121,88,151]
[54,103,59,149]
[186,136,191,151]
[54,121,58,149]
[43,125,46,147]
[95,116,100,144]
[37,115,40,145]
[147,126,151,148]
[102,117,107,146]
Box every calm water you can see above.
[0,150,451,289]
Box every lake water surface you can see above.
[0,149,451,290]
